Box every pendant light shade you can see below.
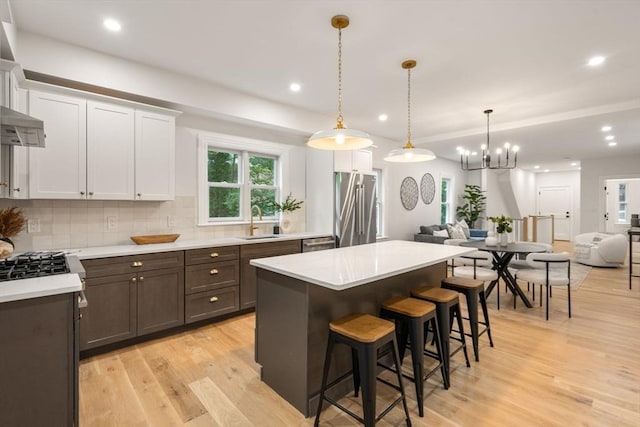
[307,15,373,151]
[384,60,436,163]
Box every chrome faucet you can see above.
[249,205,263,236]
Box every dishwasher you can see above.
[302,236,336,252]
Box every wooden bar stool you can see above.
[314,313,412,427]
[410,287,470,382]
[441,277,494,362]
[380,296,448,418]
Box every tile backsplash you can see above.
[0,196,306,252]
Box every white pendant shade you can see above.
[307,127,373,150]
[384,145,436,162]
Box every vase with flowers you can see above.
[488,215,513,246]
[268,193,304,233]
[0,207,26,258]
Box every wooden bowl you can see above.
[130,234,180,245]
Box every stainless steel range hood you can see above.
[1,106,45,147]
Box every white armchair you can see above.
[573,232,627,267]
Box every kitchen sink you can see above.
[237,234,282,240]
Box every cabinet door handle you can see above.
[80,191,85,196]
[139,276,144,281]
[131,261,143,267]
[89,191,94,196]
[79,313,83,320]
[209,296,219,303]
[137,193,142,198]
[131,277,137,283]
[13,188,20,192]
[210,269,219,275]
[210,252,219,258]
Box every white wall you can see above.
[580,154,640,232]
[510,168,537,217]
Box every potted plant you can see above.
[456,184,487,228]
[0,207,26,258]
[488,215,513,246]
[269,193,303,233]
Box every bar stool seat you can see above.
[380,296,447,417]
[315,313,412,427]
[410,287,471,382]
[441,277,494,362]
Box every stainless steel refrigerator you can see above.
[335,172,377,247]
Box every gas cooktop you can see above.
[0,252,70,282]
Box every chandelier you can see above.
[384,60,436,162]
[458,109,519,170]
[307,15,373,151]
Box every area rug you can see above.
[570,259,592,289]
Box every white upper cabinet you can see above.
[28,90,87,199]
[87,101,135,200]
[334,149,373,173]
[134,110,175,201]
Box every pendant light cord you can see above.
[407,67,412,145]
[336,26,344,128]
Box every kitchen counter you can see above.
[67,232,331,260]
[250,239,474,290]
[252,240,474,417]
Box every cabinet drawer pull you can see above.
[210,252,219,258]
[209,296,219,303]
[131,261,143,267]
[210,269,219,275]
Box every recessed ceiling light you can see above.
[471,151,477,156]
[289,83,301,92]
[544,169,550,173]
[570,162,578,166]
[605,135,615,141]
[587,55,605,67]
[103,18,121,32]
[534,165,540,169]
[456,146,463,152]
[378,114,388,122]
[601,125,612,132]
[608,141,617,147]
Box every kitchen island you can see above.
[250,240,474,417]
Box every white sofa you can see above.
[573,232,627,267]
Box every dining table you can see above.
[460,240,548,308]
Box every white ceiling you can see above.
[8,0,640,171]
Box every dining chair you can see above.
[507,242,553,300]
[514,252,571,320]
[450,249,501,308]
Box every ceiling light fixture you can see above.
[588,55,606,67]
[384,60,436,163]
[534,165,540,169]
[307,15,373,151]
[289,83,301,92]
[608,141,617,147]
[378,114,388,122]
[103,18,121,32]
[605,135,615,141]
[601,125,612,132]
[460,109,519,170]
[571,162,578,166]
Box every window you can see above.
[198,133,290,225]
[618,183,628,223]
[373,168,383,237]
[441,177,452,224]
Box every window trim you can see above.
[617,183,628,224]
[197,132,291,226]
[440,176,453,225]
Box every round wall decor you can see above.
[400,177,419,210]
[420,173,436,204]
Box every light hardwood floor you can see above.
[79,242,640,426]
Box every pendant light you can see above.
[307,15,373,151]
[384,60,436,162]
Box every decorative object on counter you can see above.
[400,176,419,210]
[631,214,639,227]
[273,225,281,235]
[307,15,373,151]
[130,234,180,245]
[0,207,26,258]
[420,173,436,204]
[268,193,303,233]
[485,231,498,246]
[383,60,436,162]
[488,215,513,246]
[456,184,486,228]
[458,109,520,170]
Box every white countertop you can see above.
[67,232,331,260]
[250,240,475,290]
[0,273,83,303]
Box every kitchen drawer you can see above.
[186,245,239,265]
[185,260,239,294]
[185,286,239,324]
[82,251,184,278]
[240,239,301,259]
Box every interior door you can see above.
[537,186,573,241]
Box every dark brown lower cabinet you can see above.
[137,266,184,335]
[0,292,78,427]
